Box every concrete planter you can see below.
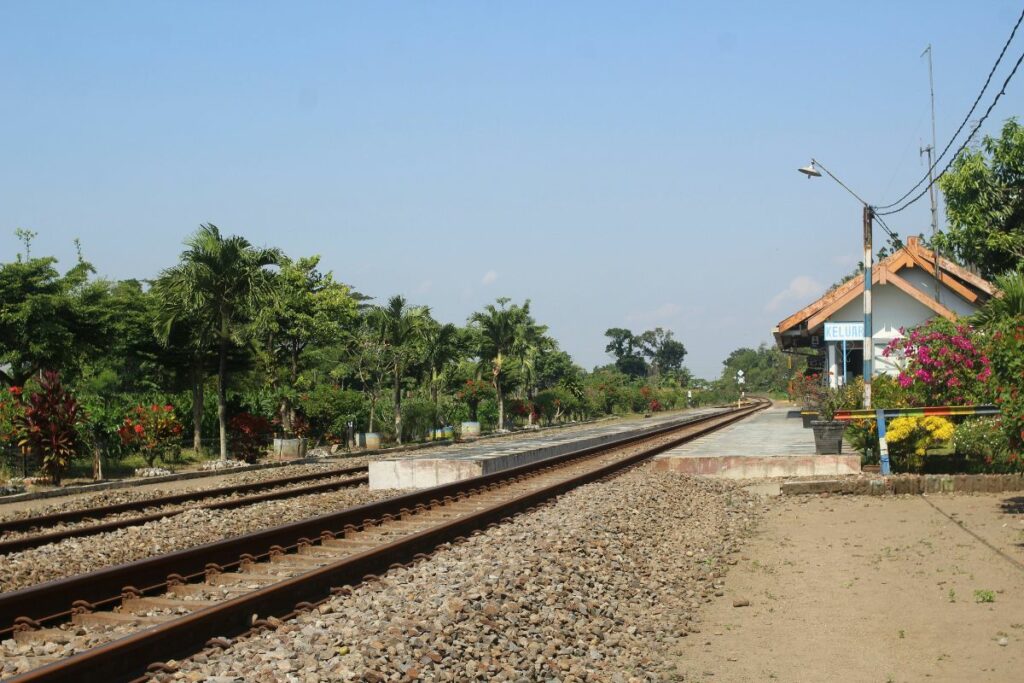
[272,437,307,460]
[811,420,845,455]
[430,427,454,441]
[359,432,381,450]
[461,422,481,440]
[800,411,819,428]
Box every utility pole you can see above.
[922,44,942,302]
[863,205,873,410]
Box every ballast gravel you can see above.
[0,485,398,593]
[167,468,764,682]
[0,462,371,525]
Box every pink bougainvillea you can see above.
[883,321,992,407]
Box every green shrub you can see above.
[399,397,436,443]
[478,398,499,432]
[302,385,369,439]
[954,417,1018,473]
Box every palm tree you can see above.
[512,317,551,426]
[371,295,428,444]
[972,270,1024,326]
[156,224,280,459]
[421,321,462,424]
[470,298,529,431]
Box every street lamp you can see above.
[798,158,874,410]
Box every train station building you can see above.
[773,236,996,387]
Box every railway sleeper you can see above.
[206,572,282,587]
[71,611,169,627]
[12,627,73,646]
[120,597,217,614]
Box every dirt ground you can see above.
[677,491,1024,683]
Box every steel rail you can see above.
[0,465,368,534]
[0,472,370,555]
[2,401,767,683]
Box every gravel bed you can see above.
[0,473,369,545]
[165,467,764,682]
[0,462,368,525]
[0,485,400,594]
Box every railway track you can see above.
[0,466,369,555]
[0,400,767,683]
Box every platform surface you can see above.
[652,405,861,479]
[369,407,726,489]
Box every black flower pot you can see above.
[801,411,819,428]
[811,420,845,455]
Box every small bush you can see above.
[16,371,83,486]
[954,417,1019,473]
[478,398,499,432]
[229,412,272,463]
[399,397,436,442]
[885,416,955,472]
[117,404,184,467]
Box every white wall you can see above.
[827,275,980,379]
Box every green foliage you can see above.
[604,327,687,379]
[251,255,358,432]
[477,398,499,432]
[370,294,430,443]
[953,417,1018,473]
[721,344,795,395]
[972,271,1024,326]
[117,404,185,467]
[0,256,105,387]
[470,298,538,429]
[985,320,1024,456]
[301,385,368,439]
[938,118,1024,277]
[156,224,280,459]
[398,397,437,443]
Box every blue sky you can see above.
[2,2,1023,378]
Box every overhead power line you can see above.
[875,5,1024,212]
[877,47,1024,217]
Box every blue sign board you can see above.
[824,321,864,341]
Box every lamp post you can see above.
[798,160,874,410]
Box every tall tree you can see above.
[421,320,462,412]
[471,298,532,430]
[938,118,1024,277]
[252,255,358,432]
[156,224,280,459]
[636,327,687,376]
[370,295,428,444]
[511,315,550,425]
[0,255,105,386]
[603,328,647,378]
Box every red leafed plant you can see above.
[118,403,184,467]
[16,371,82,486]
[229,412,272,463]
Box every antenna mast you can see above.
[921,44,941,302]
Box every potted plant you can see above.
[810,382,859,455]
[792,372,823,428]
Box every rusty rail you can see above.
[1,401,767,683]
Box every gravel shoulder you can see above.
[677,492,1024,683]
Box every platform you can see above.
[651,405,861,479]
[368,408,726,489]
